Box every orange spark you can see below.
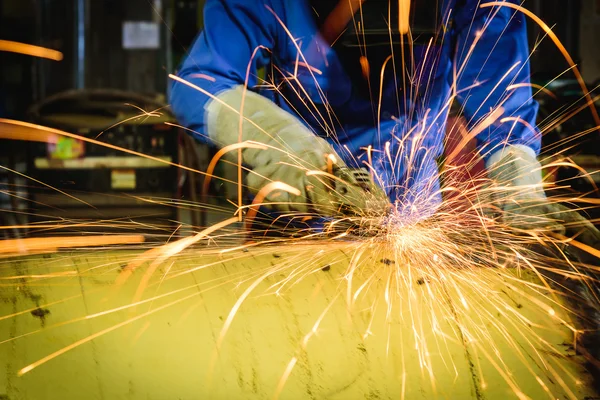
[507,83,558,100]
[115,217,239,308]
[244,181,302,231]
[0,235,144,256]
[202,141,267,196]
[500,117,539,139]
[0,39,63,61]
[445,107,505,163]
[129,217,239,304]
[320,0,366,44]
[551,232,600,260]
[0,271,77,280]
[360,56,370,80]
[296,61,323,75]
[189,73,216,82]
[398,0,411,34]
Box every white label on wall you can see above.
[122,21,160,49]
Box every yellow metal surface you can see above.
[0,245,596,400]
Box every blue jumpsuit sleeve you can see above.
[169,0,278,142]
[454,0,540,159]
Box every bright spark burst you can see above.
[0,1,599,399]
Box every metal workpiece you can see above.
[0,245,596,400]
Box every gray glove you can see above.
[486,145,600,251]
[205,85,388,216]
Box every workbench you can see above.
[0,243,596,399]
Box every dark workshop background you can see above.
[1,0,599,119]
[0,0,599,239]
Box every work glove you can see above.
[206,85,389,216]
[486,144,600,252]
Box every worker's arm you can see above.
[169,0,276,141]
[169,0,382,215]
[454,1,600,251]
[454,0,539,158]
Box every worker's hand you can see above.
[486,145,600,252]
[244,136,343,215]
[206,85,387,215]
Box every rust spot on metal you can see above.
[31,308,50,327]
[31,308,50,319]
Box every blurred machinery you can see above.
[26,89,182,235]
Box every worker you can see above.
[170,0,600,246]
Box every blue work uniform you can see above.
[170,0,539,219]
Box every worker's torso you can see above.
[260,0,456,153]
